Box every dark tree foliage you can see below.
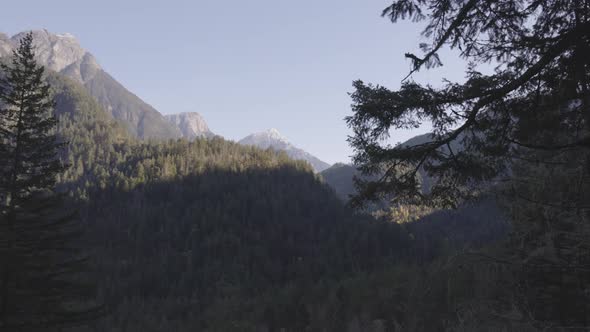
[347,1,590,328]
[27,71,420,331]
[347,0,590,208]
[40,70,509,331]
[0,33,99,331]
[0,32,528,330]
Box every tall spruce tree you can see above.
[0,32,98,331]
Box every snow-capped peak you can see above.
[238,129,331,172]
[239,128,291,150]
[263,128,288,142]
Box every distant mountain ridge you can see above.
[320,163,363,201]
[239,129,331,172]
[320,133,468,200]
[0,29,182,140]
[1,30,334,166]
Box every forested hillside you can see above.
[44,73,421,331]
[45,70,510,331]
[2,0,589,330]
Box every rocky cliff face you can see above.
[239,128,291,150]
[12,30,98,81]
[165,112,214,139]
[0,30,181,140]
[239,129,331,172]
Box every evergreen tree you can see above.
[346,0,590,208]
[346,1,590,327]
[0,32,99,331]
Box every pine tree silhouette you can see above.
[0,32,101,331]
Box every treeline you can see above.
[47,69,509,331]
[47,73,419,331]
[6,3,590,327]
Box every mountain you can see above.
[164,112,214,139]
[320,162,392,212]
[320,163,363,201]
[37,72,411,331]
[0,29,181,140]
[400,132,468,192]
[238,128,331,172]
[320,132,462,201]
[1,51,514,331]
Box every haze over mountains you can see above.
[0,30,332,171]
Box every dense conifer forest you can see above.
[1,0,589,331]
[50,71,449,331]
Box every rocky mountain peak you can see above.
[164,112,213,139]
[16,30,88,72]
[242,128,291,149]
[1,30,101,84]
[1,29,183,140]
[239,129,330,172]
[265,128,284,138]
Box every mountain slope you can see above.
[400,132,467,192]
[0,29,181,140]
[321,133,466,199]
[320,163,363,201]
[164,112,214,139]
[239,128,331,172]
[320,132,467,202]
[10,70,510,331]
[37,72,413,331]
[83,69,180,139]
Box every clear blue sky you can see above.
[2,0,469,164]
